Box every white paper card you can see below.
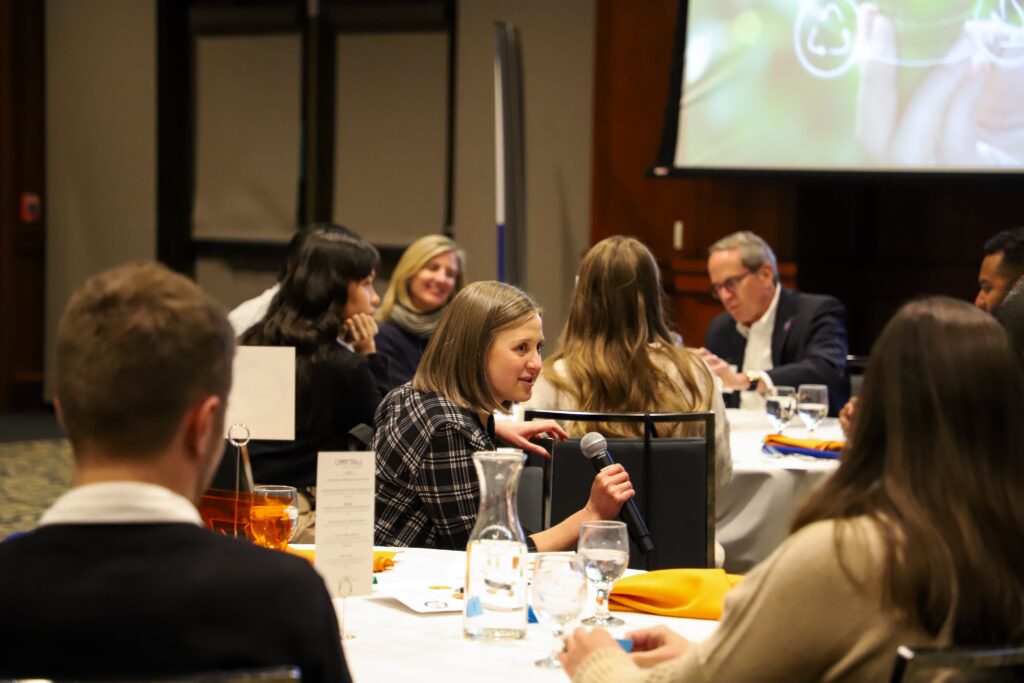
[380,586,463,613]
[224,346,295,441]
[315,451,375,598]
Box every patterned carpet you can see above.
[0,439,73,537]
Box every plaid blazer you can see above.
[373,383,494,550]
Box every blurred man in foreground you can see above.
[0,262,350,682]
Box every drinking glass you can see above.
[765,385,796,433]
[248,484,299,551]
[531,555,587,668]
[578,520,628,627]
[797,384,829,432]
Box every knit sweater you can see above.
[572,517,945,683]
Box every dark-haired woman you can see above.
[241,228,389,495]
[562,297,1024,682]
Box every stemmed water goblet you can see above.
[797,384,829,433]
[578,520,629,627]
[531,555,587,668]
[766,385,796,434]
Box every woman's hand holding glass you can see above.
[578,520,629,627]
[531,555,587,668]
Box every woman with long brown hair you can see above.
[561,297,1024,682]
[374,281,635,552]
[526,236,731,493]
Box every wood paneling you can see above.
[591,0,798,347]
[592,0,1024,355]
[0,0,46,411]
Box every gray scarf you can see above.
[390,303,443,338]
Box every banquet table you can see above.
[338,547,719,683]
[715,408,842,573]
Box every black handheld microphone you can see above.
[580,432,655,554]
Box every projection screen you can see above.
[660,0,1024,173]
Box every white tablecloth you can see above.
[339,547,719,683]
[716,409,842,573]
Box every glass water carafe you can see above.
[462,450,529,640]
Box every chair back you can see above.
[516,460,545,533]
[847,354,869,397]
[8,665,302,683]
[889,644,1024,683]
[524,409,714,570]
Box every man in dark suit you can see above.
[698,231,849,416]
[0,262,351,682]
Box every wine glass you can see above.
[765,385,796,434]
[578,520,629,627]
[248,484,299,551]
[531,555,586,668]
[797,384,829,432]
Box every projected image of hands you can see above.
[853,1,1024,167]
[677,0,1024,171]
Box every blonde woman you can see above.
[525,236,731,494]
[375,234,466,386]
[374,281,635,551]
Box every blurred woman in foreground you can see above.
[562,297,1024,682]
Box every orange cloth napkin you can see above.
[286,547,396,573]
[373,551,397,572]
[609,569,743,620]
[763,434,845,452]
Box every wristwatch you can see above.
[744,370,760,391]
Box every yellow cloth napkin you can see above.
[608,569,743,620]
[763,434,845,452]
[285,547,397,573]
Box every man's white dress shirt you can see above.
[736,285,781,410]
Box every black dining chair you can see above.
[522,409,715,570]
[7,666,302,683]
[846,353,869,397]
[888,644,1024,683]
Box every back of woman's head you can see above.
[241,228,379,354]
[545,236,712,436]
[377,234,465,320]
[414,280,539,414]
[794,296,1024,644]
[566,236,670,346]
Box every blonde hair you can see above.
[414,281,540,414]
[377,234,466,320]
[544,236,713,437]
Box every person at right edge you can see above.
[562,297,1024,682]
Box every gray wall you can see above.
[43,0,594,393]
[454,0,594,341]
[45,0,157,396]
